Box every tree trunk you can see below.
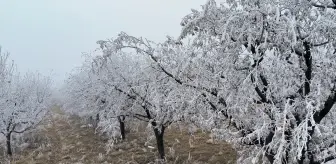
[154,126,165,160]
[6,133,12,156]
[95,113,100,128]
[118,116,126,140]
[263,150,275,164]
[96,113,100,122]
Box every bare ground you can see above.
[1,110,237,164]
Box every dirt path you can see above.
[10,111,107,164]
[7,110,237,164]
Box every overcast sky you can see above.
[0,0,205,87]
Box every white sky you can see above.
[0,0,205,86]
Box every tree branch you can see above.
[313,155,336,164]
[314,86,336,124]
[312,40,329,47]
[311,2,336,9]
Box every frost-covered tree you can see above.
[97,32,238,160]
[62,65,100,118]
[62,51,134,140]
[89,52,140,141]
[176,0,336,163]
[96,32,220,129]
[0,49,52,156]
[92,48,190,160]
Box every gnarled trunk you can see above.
[154,126,165,160]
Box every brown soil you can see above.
[1,109,237,164]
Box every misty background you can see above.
[0,0,205,87]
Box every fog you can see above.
[0,0,205,87]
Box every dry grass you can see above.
[0,109,237,164]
